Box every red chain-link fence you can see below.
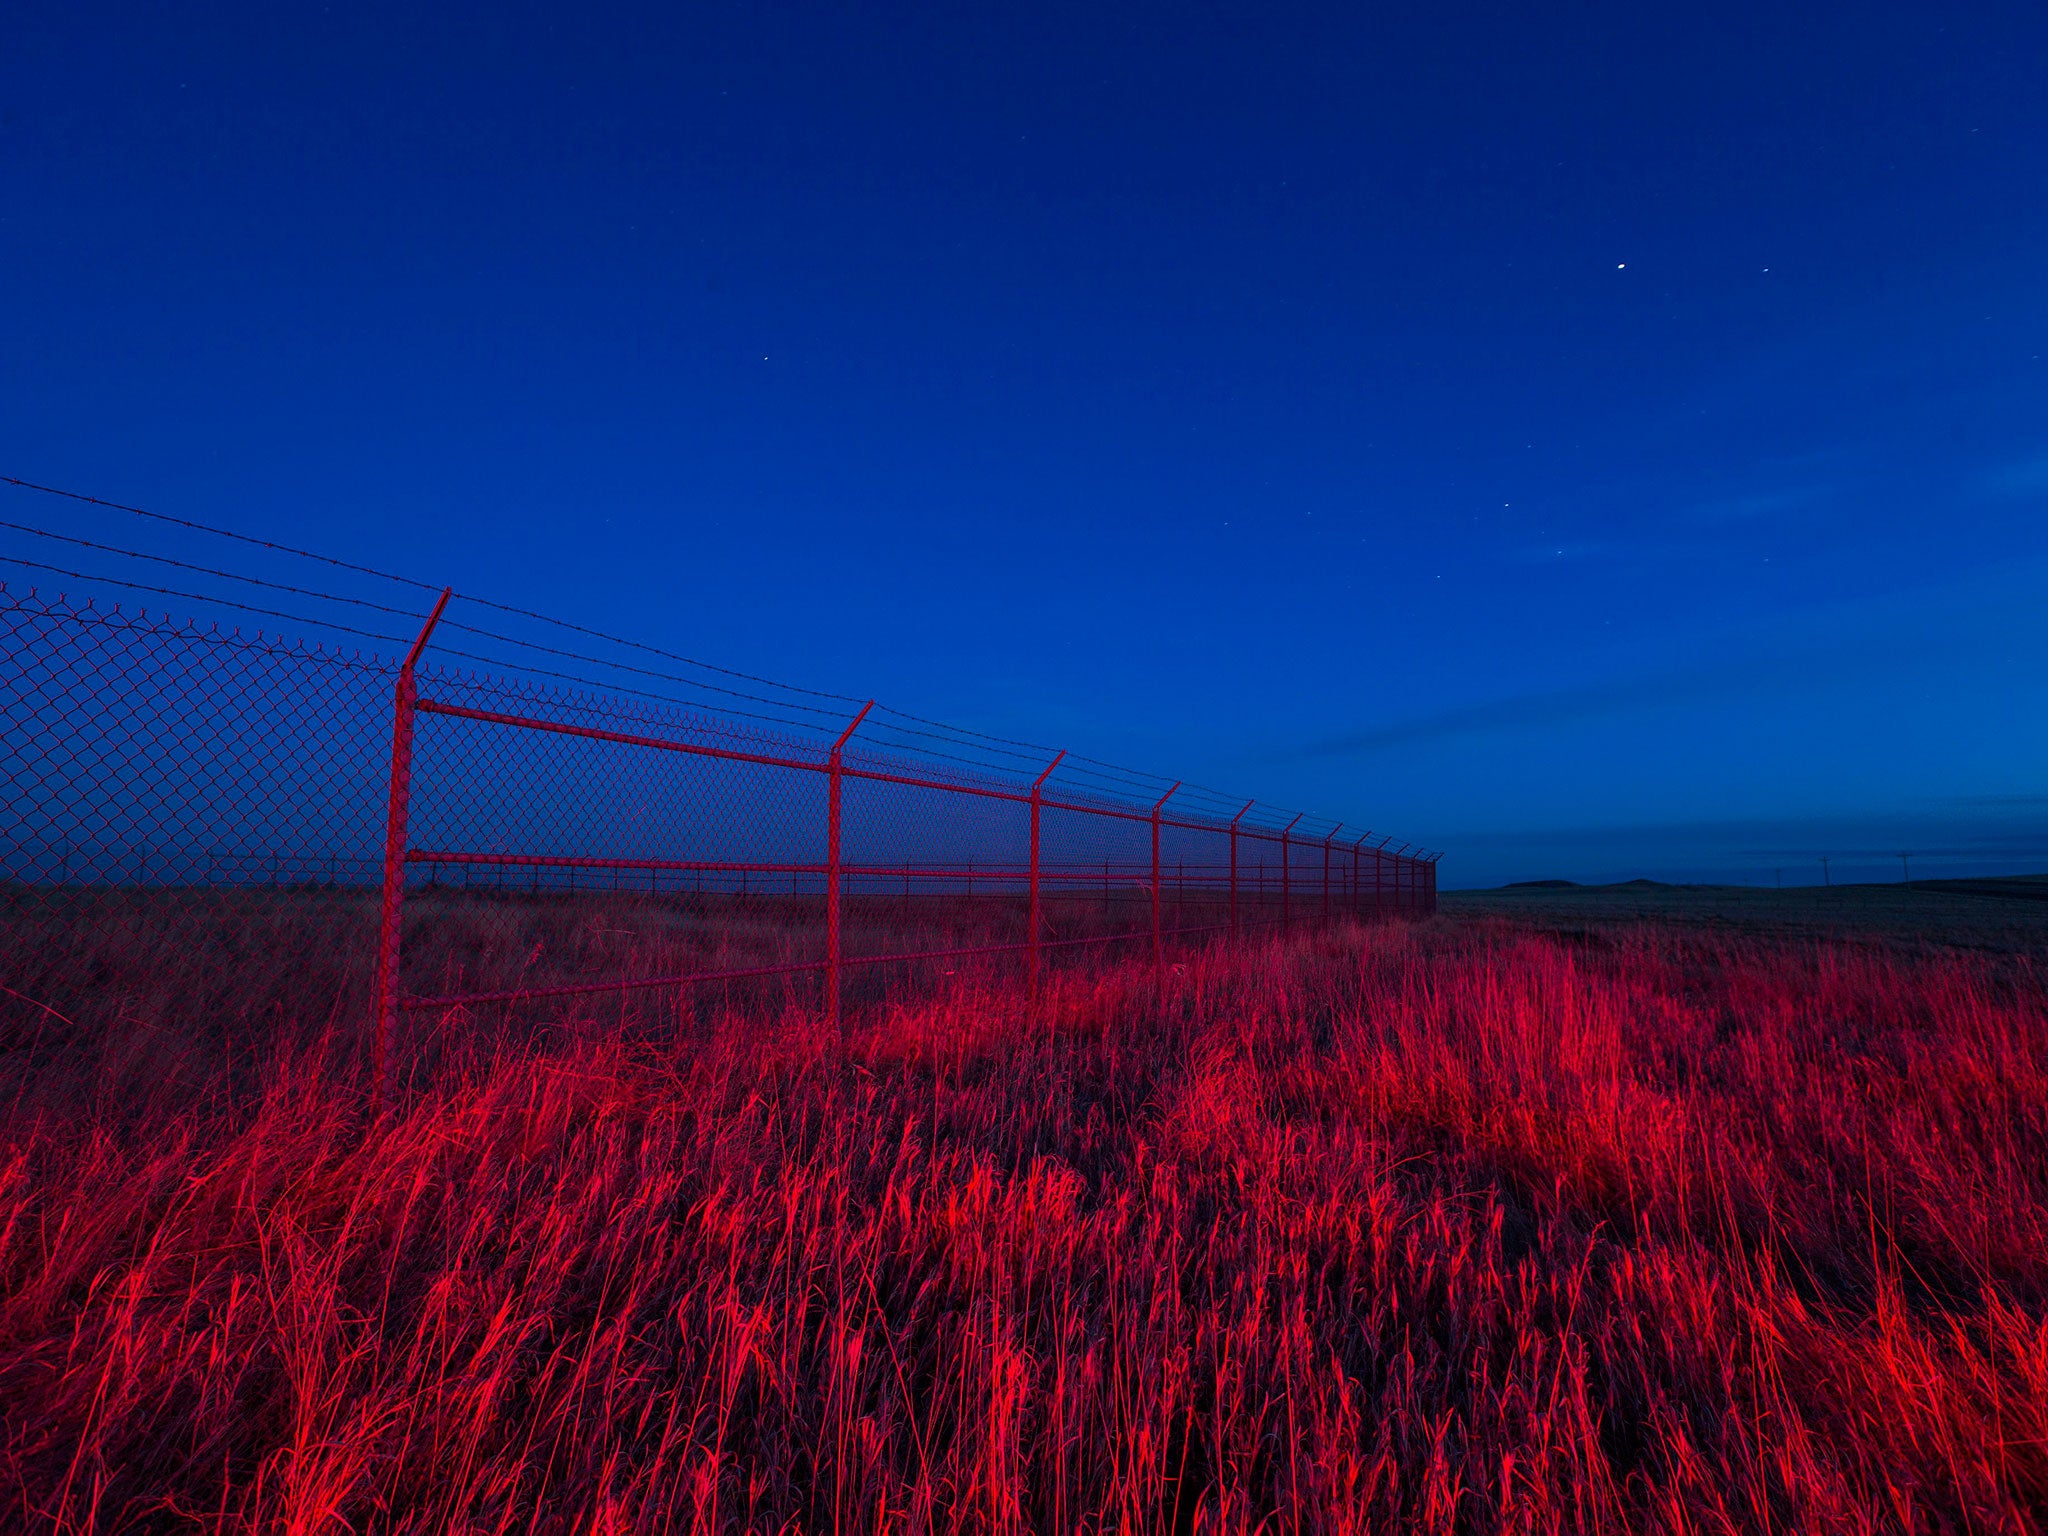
[1,491,1437,1110]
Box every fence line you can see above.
[0,508,1438,1107]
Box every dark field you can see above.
[1446,876,2048,955]
[3,894,2046,1532]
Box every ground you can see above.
[2,892,2045,1532]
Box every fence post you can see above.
[370,586,451,1117]
[1229,800,1253,941]
[827,700,875,1042]
[1351,834,1369,918]
[1279,813,1303,934]
[1322,824,1340,926]
[1150,782,1180,981]
[1028,750,1067,998]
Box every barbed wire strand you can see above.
[1,475,441,592]
[1,475,861,705]
[0,517,437,620]
[3,476,1362,839]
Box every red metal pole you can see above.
[1229,799,1253,941]
[1028,749,1067,998]
[1323,824,1340,926]
[1150,782,1180,980]
[1279,813,1303,933]
[827,700,875,1039]
[371,586,451,1117]
[1375,835,1391,912]
[1352,834,1370,918]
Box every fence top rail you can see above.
[414,694,1430,862]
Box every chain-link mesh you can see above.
[2,571,1437,1112]
[1,585,398,1118]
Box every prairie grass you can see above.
[2,915,2045,1532]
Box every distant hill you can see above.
[1505,877,1672,891]
[1497,874,2048,902]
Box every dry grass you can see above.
[2,912,2046,1532]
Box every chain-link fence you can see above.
[1,492,1437,1110]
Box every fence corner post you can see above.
[1149,782,1180,983]
[1229,800,1253,942]
[1028,750,1067,1002]
[827,701,874,1044]
[1322,824,1340,927]
[370,585,451,1118]
[1279,813,1303,935]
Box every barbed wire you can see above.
[0,517,437,620]
[2,475,1417,847]
[0,554,413,647]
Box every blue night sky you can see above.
[5,2,2045,887]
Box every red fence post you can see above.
[1351,832,1370,919]
[1323,824,1340,926]
[1229,800,1253,941]
[370,586,451,1117]
[1028,749,1067,998]
[1150,782,1180,981]
[1279,813,1303,934]
[827,700,875,1041]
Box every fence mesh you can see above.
[1,537,1437,1112]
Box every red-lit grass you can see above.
[2,918,2045,1531]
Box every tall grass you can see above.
[2,918,2044,1531]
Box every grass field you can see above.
[3,897,2047,1531]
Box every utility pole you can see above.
[1899,853,1911,885]
[1820,856,1831,887]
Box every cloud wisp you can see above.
[1288,654,1787,757]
